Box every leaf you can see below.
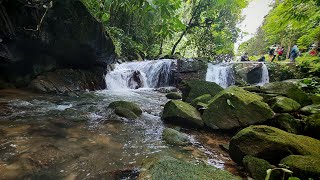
[227,99,235,108]
[265,169,273,180]
[280,168,293,174]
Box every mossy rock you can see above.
[115,107,139,120]
[165,92,182,100]
[181,80,223,103]
[191,94,212,107]
[162,100,204,127]
[260,82,312,106]
[268,96,301,113]
[229,125,320,165]
[242,155,275,180]
[268,113,302,134]
[162,128,189,146]
[304,113,320,139]
[139,156,240,180]
[202,87,274,130]
[280,155,320,179]
[108,101,142,119]
[301,104,320,115]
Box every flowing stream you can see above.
[0,59,243,179]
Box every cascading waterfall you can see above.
[257,63,270,85]
[105,59,175,90]
[205,63,235,88]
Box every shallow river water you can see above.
[0,89,241,179]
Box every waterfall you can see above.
[205,63,235,88]
[105,59,175,90]
[257,63,270,85]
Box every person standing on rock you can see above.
[241,52,249,61]
[290,45,299,62]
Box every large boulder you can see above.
[139,156,240,180]
[0,0,115,87]
[268,96,301,113]
[301,104,320,115]
[162,100,203,127]
[181,80,223,103]
[162,128,189,146]
[29,68,105,94]
[108,101,142,119]
[304,113,320,139]
[166,92,182,100]
[242,155,275,180]
[257,82,312,106]
[191,94,212,107]
[202,87,274,130]
[268,113,302,134]
[229,125,320,165]
[233,62,264,85]
[280,155,320,179]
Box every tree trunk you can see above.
[170,29,187,56]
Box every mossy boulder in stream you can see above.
[268,113,302,134]
[108,101,142,119]
[268,96,301,113]
[166,92,182,100]
[202,87,274,130]
[162,128,189,146]
[191,94,212,107]
[242,155,275,180]
[181,80,223,103]
[139,156,240,180]
[229,125,320,165]
[280,155,320,179]
[304,113,320,139]
[162,100,203,127]
[301,104,320,114]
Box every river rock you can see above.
[229,125,320,165]
[29,68,106,94]
[233,62,264,85]
[301,104,320,114]
[268,113,302,134]
[0,0,115,88]
[280,155,320,179]
[139,156,240,180]
[304,113,320,139]
[162,128,189,146]
[268,96,301,113]
[202,87,274,130]
[181,80,223,103]
[162,100,203,127]
[166,92,182,100]
[258,82,312,106]
[242,155,274,180]
[108,101,142,119]
[191,94,212,107]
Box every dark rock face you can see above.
[174,59,208,85]
[0,0,115,87]
[233,63,264,85]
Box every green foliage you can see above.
[296,55,320,75]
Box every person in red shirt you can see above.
[277,46,284,60]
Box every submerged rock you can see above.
[162,128,189,146]
[304,113,320,139]
[280,155,320,179]
[139,156,240,180]
[108,101,142,119]
[202,87,274,130]
[229,125,320,165]
[268,96,301,113]
[181,80,223,103]
[162,100,203,127]
[166,92,182,100]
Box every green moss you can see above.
[139,156,240,180]
[162,100,203,127]
[269,96,301,113]
[260,82,312,106]
[269,113,301,134]
[181,80,223,103]
[242,155,273,180]
[280,155,320,179]
[108,101,142,116]
[115,107,139,120]
[301,104,320,115]
[305,113,320,139]
[162,128,189,146]
[191,94,212,107]
[166,92,182,100]
[229,125,320,165]
[202,87,274,130]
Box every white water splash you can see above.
[257,63,269,86]
[105,59,175,90]
[205,63,235,88]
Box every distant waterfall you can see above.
[205,63,235,88]
[105,59,175,90]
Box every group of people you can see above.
[268,44,285,62]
